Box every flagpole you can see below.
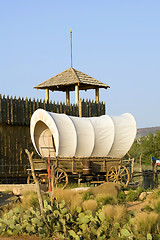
[70,28,72,68]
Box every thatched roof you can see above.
[34,67,110,92]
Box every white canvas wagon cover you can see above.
[30,109,136,159]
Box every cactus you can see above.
[76,206,82,213]
[121,228,131,237]
[114,222,120,229]
[59,200,66,209]
[98,212,105,222]
[69,230,80,239]
[147,233,152,240]
[79,216,90,224]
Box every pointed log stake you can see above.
[25,149,50,229]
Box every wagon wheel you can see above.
[27,172,35,184]
[27,172,48,184]
[52,168,68,190]
[106,165,130,186]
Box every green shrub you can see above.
[136,186,145,196]
[96,194,116,206]
[82,191,94,201]
[143,204,153,212]
[117,191,126,203]
[126,189,139,202]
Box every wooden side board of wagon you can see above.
[26,156,132,189]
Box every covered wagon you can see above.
[28,109,136,188]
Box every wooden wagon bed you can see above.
[27,157,130,188]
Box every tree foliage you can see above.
[128,131,160,165]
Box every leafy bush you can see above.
[126,189,139,202]
[82,191,94,201]
[96,194,116,206]
[128,131,160,165]
[144,204,153,212]
[136,186,145,196]
[117,191,126,203]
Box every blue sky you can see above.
[0,0,160,128]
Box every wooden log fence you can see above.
[0,95,105,125]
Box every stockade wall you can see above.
[0,95,105,182]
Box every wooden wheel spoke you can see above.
[119,167,125,175]
[58,172,63,179]
[108,175,116,180]
[121,173,128,177]
[59,175,66,180]
[56,170,59,178]
[109,171,114,175]
[114,167,117,175]
[117,166,121,175]
[108,172,115,177]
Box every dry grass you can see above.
[20,191,39,209]
[145,189,160,213]
[148,189,160,200]
[134,212,159,235]
[153,198,160,213]
[53,188,83,212]
[102,205,115,220]
[113,205,127,222]
[82,199,98,211]
[102,204,127,222]
[90,182,121,198]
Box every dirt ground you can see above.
[126,199,150,212]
